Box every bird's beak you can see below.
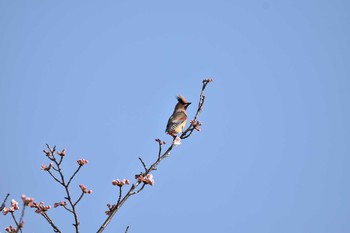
[187,102,192,106]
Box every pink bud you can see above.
[77,159,88,166]
[57,149,66,156]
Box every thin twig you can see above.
[138,157,147,172]
[47,170,63,185]
[116,186,123,206]
[157,141,162,160]
[15,204,26,233]
[60,169,80,231]
[181,80,209,139]
[125,226,130,233]
[135,183,146,194]
[0,193,10,211]
[63,205,74,213]
[73,192,85,207]
[41,212,61,233]
[10,212,22,233]
[58,155,64,166]
[67,165,82,187]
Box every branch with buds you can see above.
[40,144,91,233]
[1,195,39,233]
[97,78,213,232]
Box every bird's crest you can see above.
[177,95,188,104]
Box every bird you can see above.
[165,96,191,137]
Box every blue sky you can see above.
[1,1,349,232]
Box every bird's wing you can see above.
[166,111,187,133]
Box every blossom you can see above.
[42,149,53,157]
[21,195,34,205]
[136,174,155,186]
[57,149,66,156]
[30,201,51,214]
[11,199,19,210]
[2,207,12,215]
[5,225,16,233]
[190,119,202,132]
[105,203,116,215]
[203,78,214,83]
[155,138,166,145]
[77,159,88,166]
[21,195,34,206]
[18,221,25,229]
[79,184,92,194]
[2,199,19,215]
[112,179,130,187]
[40,163,52,171]
[54,201,67,208]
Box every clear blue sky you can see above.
[1,1,349,232]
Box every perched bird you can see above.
[166,96,191,137]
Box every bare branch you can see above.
[0,193,10,211]
[67,165,83,187]
[135,183,146,194]
[63,205,73,213]
[47,170,64,185]
[155,139,164,160]
[125,226,130,233]
[41,212,61,233]
[116,186,123,207]
[10,212,22,233]
[73,191,85,207]
[138,157,147,172]
[14,203,26,233]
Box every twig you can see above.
[157,141,162,159]
[50,153,81,231]
[96,79,213,233]
[73,192,85,207]
[125,226,130,233]
[10,212,22,233]
[42,146,90,233]
[116,187,123,206]
[59,167,80,231]
[47,170,63,185]
[181,80,211,139]
[67,165,82,187]
[138,157,147,172]
[14,204,26,233]
[0,193,10,211]
[135,183,146,194]
[41,212,61,233]
[63,205,74,213]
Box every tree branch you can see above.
[41,147,90,233]
[0,193,10,211]
[96,78,213,233]
[138,157,147,172]
[41,212,61,233]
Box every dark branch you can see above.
[10,212,21,233]
[116,186,123,206]
[138,157,147,172]
[74,192,85,207]
[0,193,10,211]
[67,165,82,187]
[41,212,61,233]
